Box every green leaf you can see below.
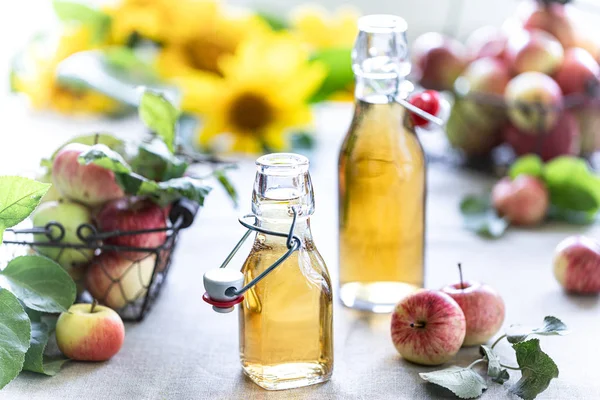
[256,11,288,31]
[509,155,544,180]
[510,339,559,400]
[78,144,132,174]
[138,177,211,207]
[0,289,31,389]
[23,322,68,376]
[130,138,188,181]
[507,316,569,344]
[49,133,125,162]
[290,131,316,151]
[480,345,509,384]
[460,195,509,239]
[309,48,353,103]
[0,256,76,313]
[139,90,179,152]
[420,366,487,399]
[543,157,600,213]
[52,1,111,43]
[0,176,51,242]
[103,47,157,81]
[214,170,238,207]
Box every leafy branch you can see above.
[420,316,568,400]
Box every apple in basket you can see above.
[32,200,95,270]
[491,175,550,226]
[412,32,468,91]
[56,302,125,361]
[96,196,168,261]
[86,252,156,309]
[391,289,466,365]
[52,143,124,207]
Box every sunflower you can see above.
[177,32,326,154]
[289,4,360,50]
[104,0,220,45]
[156,8,269,77]
[13,25,120,114]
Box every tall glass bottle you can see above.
[239,153,333,390]
[338,15,426,313]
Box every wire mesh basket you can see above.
[2,198,199,321]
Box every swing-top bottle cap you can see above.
[352,14,411,81]
[203,269,244,313]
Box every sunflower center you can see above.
[228,92,273,132]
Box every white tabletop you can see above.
[0,100,598,400]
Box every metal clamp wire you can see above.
[219,207,302,297]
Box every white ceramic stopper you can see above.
[203,269,244,313]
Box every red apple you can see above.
[575,101,600,154]
[457,57,511,96]
[96,197,168,261]
[52,143,125,207]
[505,29,564,75]
[504,112,580,161]
[554,48,600,95]
[491,175,549,226]
[56,303,125,361]
[465,26,507,61]
[504,72,563,133]
[412,32,467,91]
[86,252,156,309]
[522,2,577,49]
[441,281,505,346]
[391,289,466,366]
[554,236,600,294]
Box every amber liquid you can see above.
[338,99,425,312]
[239,219,333,390]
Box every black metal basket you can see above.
[2,198,199,321]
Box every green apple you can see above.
[56,303,125,361]
[32,200,94,270]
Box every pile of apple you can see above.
[32,142,170,311]
[391,273,505,365]
[413,0,600,160]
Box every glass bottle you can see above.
[338,15,426,313]
[239,153,333,390]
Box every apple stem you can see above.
[94,133,100,145]
[90,299,98,313]
[500,363,521,371]
[467,359,486,370]
[491,334,507,349]
[410,322,426,329]
[458,263,465,289]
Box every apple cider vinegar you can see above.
[338,15,426,312]
[239,154,333,390]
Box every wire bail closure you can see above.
[202,207,302,313]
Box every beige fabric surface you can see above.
[0,104,599,400]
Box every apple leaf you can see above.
[0,256,76,313]
[130,138,188,181]
[507,316,569,344]
[459,195,509,239]
[420,366,487,399]
[480,345,509,384]
[509,339,559,400]
[543,157,600,214]
[138,177,212,207]
[0,289,31,389]
[48,133,125,162]
[214,169,238,207]
[309,48,353,103]
[509,155,544,180]
[0,176,51,242]
[78,144,132,174]
[139,89,179,153]
[23,321,68,376]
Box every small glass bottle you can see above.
[239,153,333,390]
[338,15,426,312]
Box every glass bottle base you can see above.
[339,282,421,313]
[242,362,332,390]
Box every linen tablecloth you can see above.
[0,103,598,400]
